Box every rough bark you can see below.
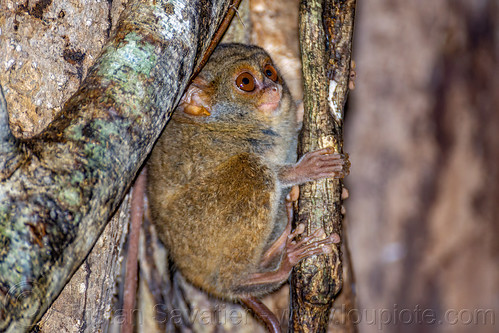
[1,2,129,331]
[290,0,356,332]
[327,237,358,333]
[37,194,131,332]
[0,0,127,138]
[0,0,232,331]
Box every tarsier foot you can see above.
[286,185,300,202]
[285,224,340,266]
[245,225,339,287]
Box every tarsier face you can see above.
[177,44,292,123]
[232,62,283,115]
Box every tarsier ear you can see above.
[178,77,212,116]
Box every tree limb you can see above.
[0,0,232,330]
[290,0,356,332]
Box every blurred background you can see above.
[1,0,497,332]
[345,1,498,332]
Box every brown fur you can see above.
[148,44,298,299]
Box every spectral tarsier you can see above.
[147,43,349,332]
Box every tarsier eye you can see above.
[235,72,256,92]
[263,64,278,82]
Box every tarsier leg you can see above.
[259,186,299,267]
[240,297,281,333]
[241,224,340,287]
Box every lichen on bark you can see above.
[0,0,232,331]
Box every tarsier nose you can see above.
[269,85,282,98]
[267,85,281,101]
[257,85,282,114]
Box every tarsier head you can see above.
[177,43,293,124]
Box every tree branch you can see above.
[290,0,356,332]
[0,0,232,330]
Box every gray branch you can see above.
[0,0,231,331]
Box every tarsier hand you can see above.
[280,147,350,186]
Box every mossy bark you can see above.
[0,0,232,331]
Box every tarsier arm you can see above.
[278,147,350,186]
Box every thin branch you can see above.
[191,0,243,79]
[122,169,146,333]
[290,0,356,332]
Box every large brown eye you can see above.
[263,64,278,82]
[235,72,255,92]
